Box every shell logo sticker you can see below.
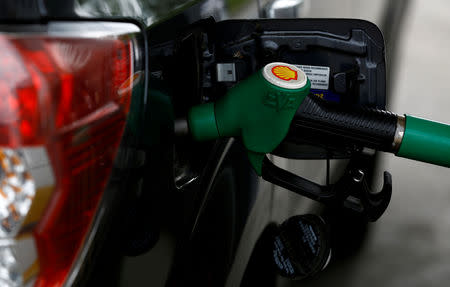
[271,65,298,81]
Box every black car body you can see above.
[0,1,408,286]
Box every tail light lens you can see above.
[0,21,144,286]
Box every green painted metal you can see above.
[397,115,450,168]
[188,68,310,174]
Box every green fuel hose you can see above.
[398,115,450,167]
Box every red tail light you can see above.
[0,21,144,286]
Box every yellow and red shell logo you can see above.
[271,65,298,81]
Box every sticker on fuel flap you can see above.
[296,65,330,90]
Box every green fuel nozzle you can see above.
[186,62,450,173]
[188,63,310,174]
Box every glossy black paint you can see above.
[143,9,262,284]
[81,1,259,286]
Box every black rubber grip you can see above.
[289,94,398,152]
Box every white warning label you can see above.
[296,65,330,90]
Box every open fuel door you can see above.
[209,19,386,108]
[161,18,387,159]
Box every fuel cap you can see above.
[272,214,331,280]
[262,62,307,90]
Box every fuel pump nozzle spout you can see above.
[188,62,311,174]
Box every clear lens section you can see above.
[0,149,35,238]
[0,147,50,287]
[0,244,21,287]
[0,237,39,287]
